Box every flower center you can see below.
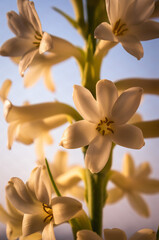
[96,117,114,136]
[42,203,53,223]
[113,19,128,36]
[33,31,42,47]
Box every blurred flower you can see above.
[77,228,156,240]
[60,79,144,173]
[6,176,82,239]
[0,79,12,102]
[107,153,159,217]
[0,198,42,240]
[94,0,159,59]
[0,0,53,76]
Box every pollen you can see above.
[113,19,128,36]
[96,117,114,136]
[42,203,53,223]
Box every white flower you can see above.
[6,176,82,239]
[0,0,53,76]
[0,79,12,102]
[94,0,159,59]
[77,228,156,240]
[107,153,159,217]
[60,79,144,173]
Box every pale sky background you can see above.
[0,0,159,239]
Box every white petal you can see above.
[122,153,135,177]
[24,64,42,88]
[106,187,124,204]
[0,79,12,101]
[21,232,42,240]
[120,35,143,60]
[111,87,143,125]
[135,162,151,178]
[96,79,118,118]
[85,135,112,173]
[43,67,55,92]
[131,20,159,41]
[19,48,38,76]
[127,192,150,217]
[134,179,159,194]
[77,230,102,240]
[42,222,55,240]
[0,205,10,223]
[39,32,53,54]
[52,196,82,225]
[129,229,156,240]
[60,120,96,149]
[104,228,127,240]
[22,213,45,236]
[73,85,100,123]
[94,22,116,42]
[112,124,145,149]
[7,121,19,149]
[0,37,32,57]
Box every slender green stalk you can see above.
[45,158,61,197]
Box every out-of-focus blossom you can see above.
[6,176,82,239]
[60,79,144,173]
[77,228,156,240]
[107,153,159,217]
[94,0,159,59]
[0,198,42,240]
[0,79,12,102]
[0,0,53,76]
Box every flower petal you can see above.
[133,179,159,194]
[111,87,143,125]
[0,205,10,223]
[120,34,143,60]
[135,162,151,178]
[21,232,42,240]
[94,22,116,42]
[7,121,19,149]
[122,153,135,177]
[0,37,32,57]
[24,64,42,88]
[106,187,124,204]
[42,222,55,240]
[129,229,156,240]
[39,32,53,54]
[85,134,112,173]
[112,124,145,149]
[22,213,45,236]
[127,192,150,217]
[131,20,159,41]
[73,85,100,123]
[77,230,102,240]
[96,79,118,118]
[60,120,96,149]
[43,67,55,92]
[0,79,12,101]
[104,228,127,240]
[19,48,38,76]
[52,196,82,225]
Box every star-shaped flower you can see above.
[94,0,159,59]
[60,79,144,173]
[6,176,82,239]
[107,153,159,217]
[0,0,53,76]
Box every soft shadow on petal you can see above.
[106,187,124,204]
[22,213,45,236]
[19,48,38,76]
[111,87,143,125]
[42,222,55,240]
[73,85,100,123]
[21,232,42,240]
[0,205,10,223]
[104,228,127,240]
[120,35,143,60]
[127,192,150,217]
[77,230,102,240]
[85,135,112,173]
[60,120,96,149]
[96,79,118,118]
[94,22,116,41]
[112,124,145,149]
[129,228,156,240]
[52,196,82,225]
[39,32,53,54]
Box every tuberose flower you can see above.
[6,176,82,239]
[94,0,159,59]
[0,0,53,76]
[60,79,144,173]
[77,228,156,240]
[107,153,159,217]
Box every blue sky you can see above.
[0,0,159,239]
